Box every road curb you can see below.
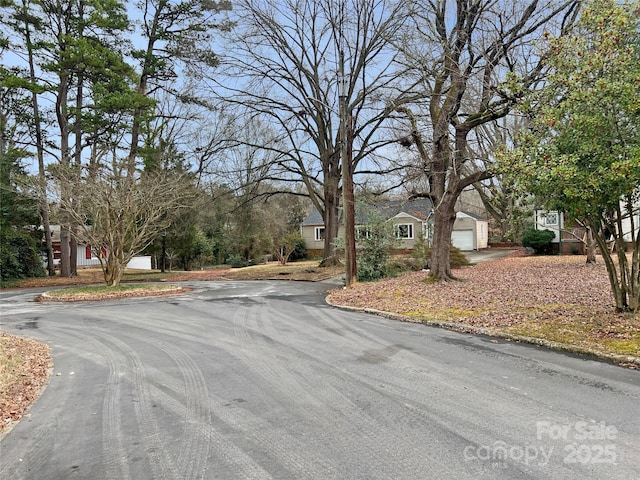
[324,298,640,369]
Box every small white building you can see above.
[47,225,152,270]
[452,211,489,251]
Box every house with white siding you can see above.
[47,225,151,269]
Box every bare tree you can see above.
[210,0,413,262]
[51,162,196,286]
[468,115,532,243]
[394,0,580,280]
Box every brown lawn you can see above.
[328,255,639,364]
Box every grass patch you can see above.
[506,319,640,358]
[404,307,489,322]
[0,279,19,289]
[224,260,343,281]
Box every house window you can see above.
[544,212,559,226]
[356,226,371,240]
[314,227,325,241]
[85,245,92,260]
[395,223,414,239]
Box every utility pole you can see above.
[339,50,357,287]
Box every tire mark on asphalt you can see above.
[232,300,478,477]
[94,330,180,480]
[55,325,132,480]
[232,302,323,409]
[8,323,132,480]
[230,300,438,478]
[144,381,273,479]
[127,336,212,480]
[286,306,628,476]
[233,304,253,343]
[205,392,340,479]
[89,316,272,480]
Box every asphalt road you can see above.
[1,281,639,480]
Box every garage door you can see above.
[452,230,474,251]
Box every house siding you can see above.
[453,212,489,250]
[301,201,493,255]
[388,215,425,250]
[300,224,323,250]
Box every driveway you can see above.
[465,248,517,264]
[1,281,639,479]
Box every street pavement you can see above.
[0,280,638,479]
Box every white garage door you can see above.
[452,230,474,251]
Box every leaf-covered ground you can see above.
[0,334,52,435]
[327,255,640,364]
[35,284,187,302]
[8,261,343,289]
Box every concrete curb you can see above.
[325,298,640,368]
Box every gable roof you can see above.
[456,211,487,221]
[302,209,324,225]
[302,197,434,226]
[383,197,433,220]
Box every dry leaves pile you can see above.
[0,333,52,435]
[36,285,187,302]
[167,262,344,282]
[328,255,640,362]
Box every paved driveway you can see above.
[465,248,517,264]
[1,281,639,479]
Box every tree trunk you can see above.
[585,226,597,264]
[23,14,55,276]
[40,206,55,276]
[70,235,78,275]
[103,245,125,287]
[590,219,627,311]
[430,201,457,281]
[70,65,84,277]
[322,186,341,262]
[60,221,71,277]
[56,64,72,276]
[103,259,124,287]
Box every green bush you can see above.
[450,246,471,268]
[0,230,45,281]
[356,212,397,282]
[292,239,306,261]
[408,245,469,270]
[522,228,555,254]
[274,232,306,263]
[411,232,430,270]
[226,254,254,268]
[386,258,414,277]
